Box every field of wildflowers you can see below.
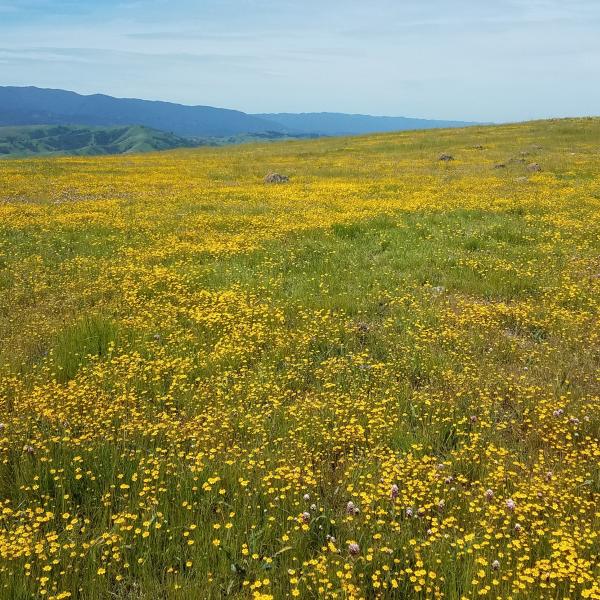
[0,118,598,599]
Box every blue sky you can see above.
[1,0,599,121]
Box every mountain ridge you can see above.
[254,112,479,135]
[0,87,480,140]
[0,86,286,137]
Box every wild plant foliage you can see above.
[0,120,598,599]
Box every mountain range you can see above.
[254,112,476,136]
[0,86,480,156]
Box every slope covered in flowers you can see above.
[0,119,598,599]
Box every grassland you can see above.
[0,118,598,599]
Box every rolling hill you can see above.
[0,118,598,599]
[0,124,198,157]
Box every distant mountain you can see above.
[0,124,199,157]
[254,112,478,135]
[0,86,286,137]
[0,87,481,151]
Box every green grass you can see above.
[0,118,598,599]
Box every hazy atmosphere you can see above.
[1,0,599,121]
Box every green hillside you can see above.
[0,118,598,599]
[0,124,198,157]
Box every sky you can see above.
[0,0,599,122]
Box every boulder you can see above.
[264,172,289,184]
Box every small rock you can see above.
[473,144,485,150]
[438,153,454,161]
[494,163,506,169]
[527,163,542,172]
[264,172,289,184]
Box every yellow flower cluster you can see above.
[0,119,598,598]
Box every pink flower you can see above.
[348,542,360,557]
[390,484,399,500]
[506,498,516,511]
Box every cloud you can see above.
[0,0,599,121]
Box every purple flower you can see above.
[506,498,516,511]
[301,512,310,524]
[405,507,414,518]
[348,542,360,557]
[390,484,399,500]
[485,489,494,501]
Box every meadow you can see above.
[0,118,598,599]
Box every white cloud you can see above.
[1,0,599,120]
